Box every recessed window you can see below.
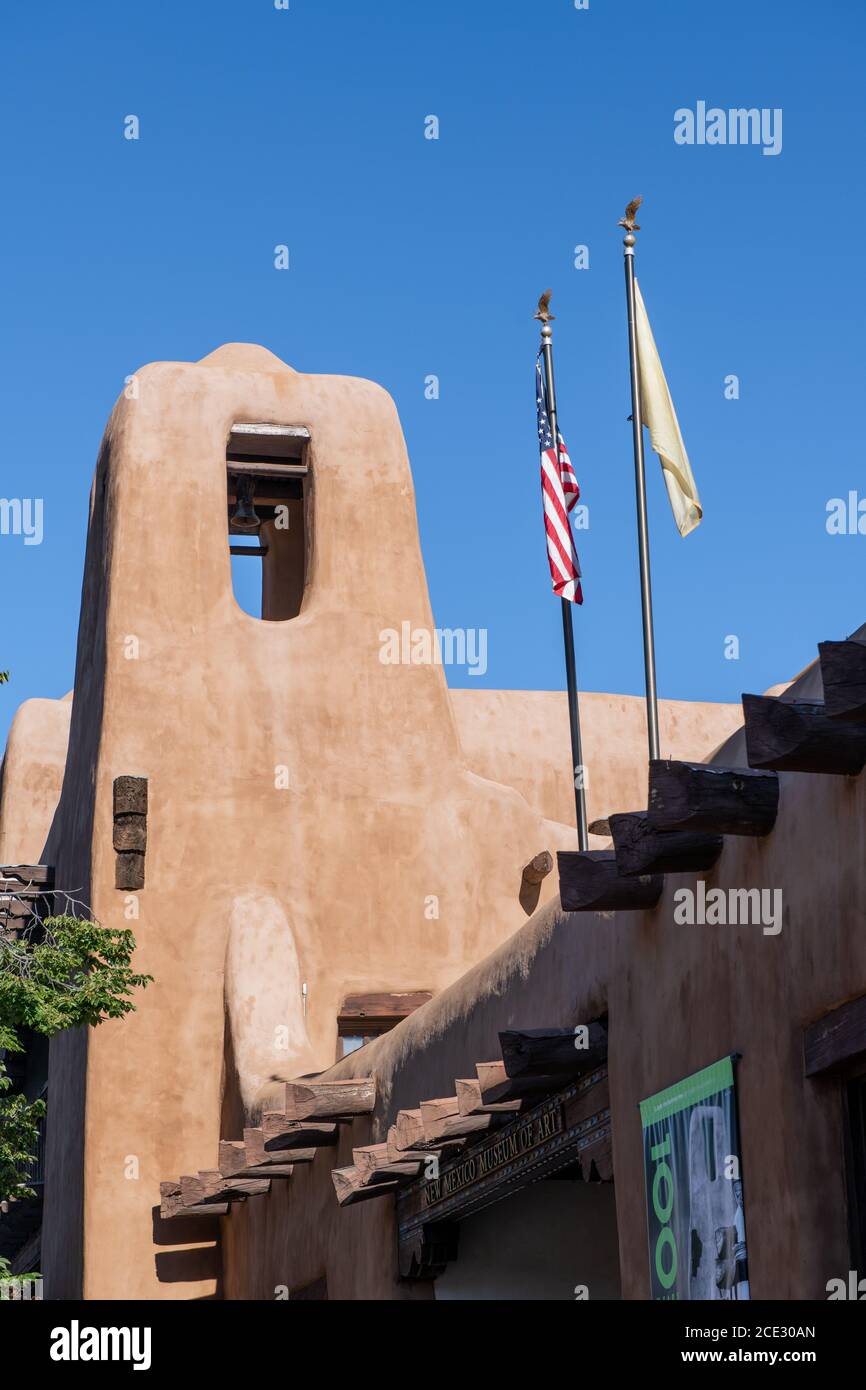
[336,991,432,1062]
[338,1034,369,1059]
[227,423,310,622]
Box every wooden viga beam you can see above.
[557,850,663,913]
[386,1125,435,1163]
[352,1144,423,1186]
[455,1077,522,1116]
[609,811,723,877]
[241,1123,316,1167]
[218,1140,295,1181]
[475,1060,562,1107]
[0,864,54,888]
[385,1123,459,1163]
[819,639,866,723]
[268,1077,376,1121]
[160,1181,228,1219]
[180,1171,270,1208]
[331,1166,400,1207]
[261,1113,341,1152]
[743,694,866,776]
[393,1109,426,1153]
[499,1023,608,1081]
[420,1097,500,1144]
[648,759,779,837]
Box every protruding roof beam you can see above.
[499,1023,608,1080]
[455,1077,522,1116]
[218,1141,294,1180]
[261,1113,340,1150]
[610,811,723,876]
[819,638,866,723]
[743,694,866,775]
[331,1166,400,1207]
[180,1171,270,1207]
[557,850,663,912]
[648,759,779,836]
[159,1181,228,1219]
[268,1078,376,1121]
[420,1097,498,1144]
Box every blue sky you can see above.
[1,0,864,750]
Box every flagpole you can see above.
[539,317,589,852]
[622,222,661,762]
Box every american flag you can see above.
[536,358,582,604]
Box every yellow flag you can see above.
[634,279,702,537]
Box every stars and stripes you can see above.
[536,358,582,604]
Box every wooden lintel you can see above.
[648,759,779,837]
[804,994,866,1077]
[339,991,432,1023]
[743,694,866,775]
[819,639,866,723]
[557,849,663,913]
[269,1078,376,1121]
[610,811,724,876]
[227,459,307,478]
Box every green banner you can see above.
[640,1056,749,1301]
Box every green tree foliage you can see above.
[0,915,152,1202]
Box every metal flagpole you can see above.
[622,208,661,762]
[539,316,589,851]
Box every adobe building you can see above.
[2,343,864,1301]
[208,626,866,1301]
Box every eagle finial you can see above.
[533,289,555,323]
[618,195,642,232]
